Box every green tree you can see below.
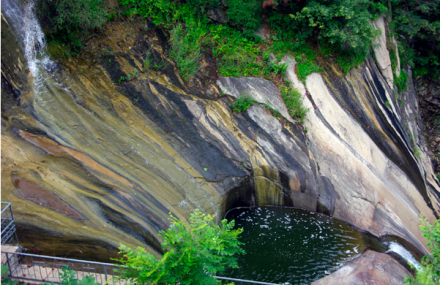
[389,0,440,79]
[116,209,245,285]
[405,215,440,285]
[35,0,107,55]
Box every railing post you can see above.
[104,265,108,283]
[6,252,12,277]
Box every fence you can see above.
[2,251,127,284]
[1,202,18,246]
[2,251,288,285]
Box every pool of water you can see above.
[222,207,382,284]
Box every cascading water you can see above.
[2,0,73,111]
[3,0,51,77]
[386,241,421,270]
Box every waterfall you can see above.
[386,242,421,270]
[2,0,57,96]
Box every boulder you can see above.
[311,250,412,285]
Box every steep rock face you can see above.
[372,16,394,88]
[311,250,412,285]
[1,7,439,270]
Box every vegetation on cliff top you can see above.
[34,0,439,81]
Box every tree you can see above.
[116,209,245,285]
[405,215,440,285]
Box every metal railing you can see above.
[2,251,127,284]
[215,276,290,285]
[1,202,18,246]
[2,251,288,285]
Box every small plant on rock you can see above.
[230,94,256,113]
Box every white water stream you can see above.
[387,242,422,270]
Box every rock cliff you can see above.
[1,5,439,274]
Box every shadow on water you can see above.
[222,206,419,285]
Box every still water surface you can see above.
[223,207,376,284]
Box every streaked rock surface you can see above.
[1,6,439,270]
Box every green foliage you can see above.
[120,0,176,27]
[291,0,378,60]
[395,70,409,93]
[280,85,308,124]
[420,216,440,280]
[385,100,391,108]
[1,265,18,285]
[230,95,256,113]
[264,103,281,117]
[294,47,322,81]
[390,0,440,80]
[211,25,262,77]
[143,50,152,70]
[170,21,207,81]
[414,146,421,158]
[116,210,245,285]
[35,0,107,55]
[405,215,440,284]
[227,0,261,31]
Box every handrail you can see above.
[2,251,289,285]
[214,276,288,285]
[1,251,128,267]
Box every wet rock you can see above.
[311,250,412,285]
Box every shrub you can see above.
[120,0,176,27]
[292,0,378,59]
[395,70,408,93]
[405,215,440,284]
[169,21,207,81]
[390,0,440,80]
[230,95,256,113]
[280,86,308,124]
[227,0,261,31]
[116,210,244,285]
[35,0,107,55]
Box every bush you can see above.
[230,95,256,113]
[292,0,378,59]
[280,85,308,124]
[227,0,261,31]
[390,0,440,80]
[35,0,107,55]
[169,20,207,81]
[120,0,176,27]
[405,215,440,285]
[116,210,245,285]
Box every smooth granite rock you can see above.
[311,250,412,285]
[372,16,394,88]
[1,3,439,266]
